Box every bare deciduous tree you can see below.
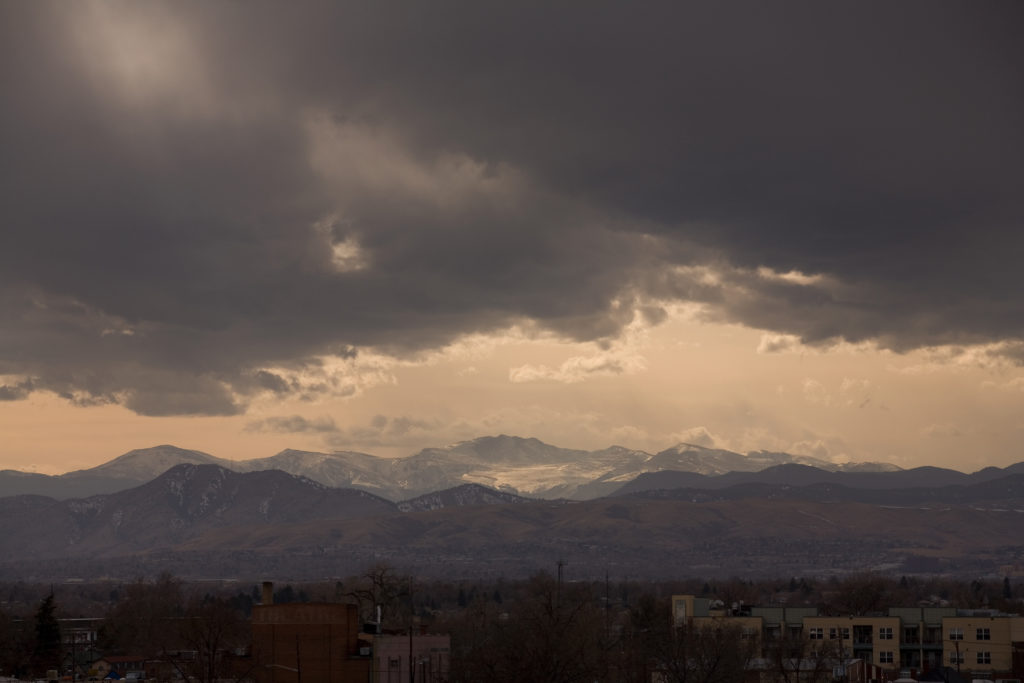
[345,562,412,628]
[762,630,843,683]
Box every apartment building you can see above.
[801,615,902,670]
[671,595,1024,681]
[885,607,953,672]
[942,611,1019,675]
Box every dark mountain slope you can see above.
[397,483,530,512]
[0,464,396,558]
[625,473,1024,507]
[612,462,1021,496]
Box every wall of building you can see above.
[372,633,450,683]
[251,603,370,683]
[942,614,1021,676]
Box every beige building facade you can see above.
[942,614,1017,674]
[672,595,1024,680]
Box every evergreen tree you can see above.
[274,584,296,604]
[33,592,61,675]
[0,605,32,679]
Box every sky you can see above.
[2,1,1023,474]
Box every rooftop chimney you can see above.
[262,581,273,605]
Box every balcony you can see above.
[921,627,943,649]
[852,626,874,649]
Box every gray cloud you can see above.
[124,379,242,417]
[325,414,441,450]
[2,1,1022,414]
[0,379,34,402]
[245,415,340,434]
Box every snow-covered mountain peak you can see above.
[7,435,919,504]
[663,442,715,454]
[63,445,226,481]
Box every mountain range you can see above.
[0,436,903,501]
[2,437,1022,581]
[0,460,1022,582]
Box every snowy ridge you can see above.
[64,445,228,481]
[6,436,911,503]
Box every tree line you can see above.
[0,569,1019,681]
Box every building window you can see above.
[673,601,687,627]
[879,652,894,664]
[977,652,991,664]
[809,628,823,640]
[948,627,963,640]
[879,627,893,640]
[741,627,757,640]
[840,627,849,640]
[950,652,964,664]
[976,627,990,640]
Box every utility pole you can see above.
[557,559,565,608]
[408,577,415,683]
[604,569,611,682]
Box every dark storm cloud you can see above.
[1,1,1022,414]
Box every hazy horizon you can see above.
[5,431,1016,478]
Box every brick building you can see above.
[251,602,370,683]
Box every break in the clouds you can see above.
[1,1,1022,416]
